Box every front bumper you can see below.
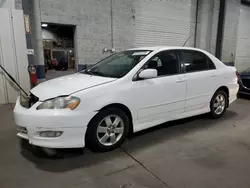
[14,97,97,148]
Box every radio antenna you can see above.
[183,36,191,47]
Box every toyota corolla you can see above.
[14,47,239,154]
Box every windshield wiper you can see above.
[82,69,115,78]
[88,70,107,77]
[83,69,93,75]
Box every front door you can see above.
[130,50,187,130]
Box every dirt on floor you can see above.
[1,98,250,188]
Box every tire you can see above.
[85,108,130,152]
[210,90,228,119]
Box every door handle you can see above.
[176,78,187,83]
[211,75,217,78]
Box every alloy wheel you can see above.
[213,94,226,115]
[96,115,125,146]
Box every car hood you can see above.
[31,73,116,101]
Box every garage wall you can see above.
[112,0,136,52]
[40,0,110,69]
[132,0,220,52]
[39,0,135,69]
[0,0,22,9]
[0,0,15,8]
[221,0,241,63]
[39,0,206,68]
[36,0,244,70]
[195,0,219,55]
[235,4,250,72]
[134,0,194,47]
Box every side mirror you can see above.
[138,69,157,79]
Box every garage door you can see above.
[135,0,193,47]
[235,4,250,72]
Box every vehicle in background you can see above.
[14,46,239,155]
[238,67,250,95]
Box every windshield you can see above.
[82,50,151,78]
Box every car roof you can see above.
[127,46,207,52]
[126,46,228,70]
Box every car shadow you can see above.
[238,93,250,100]
[20,110,238,173]
[123,110,238,152]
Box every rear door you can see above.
[180,50,218,112]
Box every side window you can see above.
[182,50,216,73]
[208,58,216,69]
[145,51,179,76]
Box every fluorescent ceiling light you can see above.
[42,23,48,27]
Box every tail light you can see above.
[236,71,240,81]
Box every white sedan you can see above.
[14,46,239,153]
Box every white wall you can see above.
[0,0,22,9]
[134,0,193,47]
[221,0,241,63]
[195,0,219,55]
[235,4,250,72]
[0,8,30,104]
[0,0,15,8]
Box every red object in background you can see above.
[236,71,240,81]
[28,65,37,85]
[30,73,37,84]
[52,59,57,66]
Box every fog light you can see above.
[39,131,63,138]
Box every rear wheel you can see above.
[210,90,228,118]
[86,108,129,152]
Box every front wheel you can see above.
[85,108,129,152]
[210,90,228,118]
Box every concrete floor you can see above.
[1,98,250,188]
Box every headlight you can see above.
[37,96,80,110]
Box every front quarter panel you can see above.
[72,80,138,122]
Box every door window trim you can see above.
[133,50,182,81]
[179,50,216,74]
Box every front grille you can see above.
[241,79,250,89]
[20,93,39,108]
[17,126,28,134]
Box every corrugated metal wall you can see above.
[0,8,30,104]
[134,0,193,47]
[235,4,250,72]
[221,0,240,63]
[194,0,219,55]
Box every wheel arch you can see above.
[88,103,134,134]
[214,86,229,108]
